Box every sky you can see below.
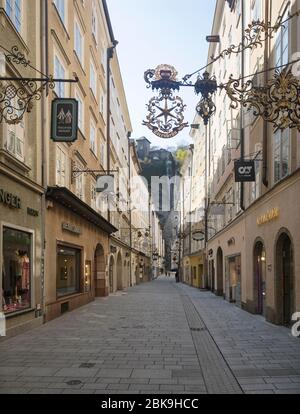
[106,0,216,149]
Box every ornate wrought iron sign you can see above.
[143,64,189,138]
[0,44,77,125]
[194,71,218,126]
[223,67,300,132]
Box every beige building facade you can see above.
[180,0,300,326]
[43,0,119,322]
[0,1,45,337]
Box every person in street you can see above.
[175,270,179,283]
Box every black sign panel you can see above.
[206,35,220,43]
[51,99,78,142]
[234,160,256,182]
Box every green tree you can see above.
[175,147,188,167]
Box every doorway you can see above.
[276,233,294,326]
[216,247,224,296]
[117,252,123,290]
[253,241,266,316]
[94,244,105,297]
[226,255,241,307]
[109,256,115,293]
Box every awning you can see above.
[46,187,117,235]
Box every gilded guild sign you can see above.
[257,208,280,226]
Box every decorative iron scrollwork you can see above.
[222,67,300,132]
[196,97,217,126]
[143,93,188,138]
[182,10,299,84]
[143,65,188,138]
[0,44,77,124]
[195,72,218,125]
[0,78,55,124]
[5,46,30,67]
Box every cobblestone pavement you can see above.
[0,277,300,394]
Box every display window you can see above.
[2,227,32,315]
[57,245,81,297]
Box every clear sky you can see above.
[106,0,216,149]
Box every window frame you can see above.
[5,0,22,33]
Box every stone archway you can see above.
[94,244,106,297]
[216,247,224,297]
[276,231,294,326]
[253,240,266,316]
[117,251,123,290]
[109,256,115,293]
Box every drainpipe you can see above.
[127,133,132,286]
[240,0,245,211]
[262,0,269,187]
[106,41,118,223]
[40,0,49,322]
[189,146,193,256]
[204,124,209,289]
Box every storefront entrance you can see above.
[276,233,294,326]
[216,247,224,296]
[109,256,115,293]
[226,255,241,307]
[208,260,215,292]
[253,241,266,316]
[117,252,123,291]
[94,244,106,297]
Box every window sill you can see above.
[90,89,98,105]
[78,128,86,140]
[54,291,86,303]
[73,51,86,75]
[0,149,31,175]
[5,308,35,319]
[90,148,98,160]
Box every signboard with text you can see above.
[234,160,256,182]
[51,99,78,142]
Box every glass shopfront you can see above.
[57,245,81,297]
[225,255,241,307]
[2,227,32,315]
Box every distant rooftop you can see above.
[136,137,151,144]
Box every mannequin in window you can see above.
[15,250,30,305]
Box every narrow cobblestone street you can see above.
[1,277,300,394]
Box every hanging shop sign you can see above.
[51,99,78,143]
[234,160,255,182]
[206,35,220,43]
[192,231,205,241]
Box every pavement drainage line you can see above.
[182,287,244,394]
[179,293,209,395]
[178,288,243,394]
[182,295,243,394]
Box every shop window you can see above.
[57,245,81,297]
[2,227,31,314]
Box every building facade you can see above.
[0,0,45,337]
[43,0,121,322]
[178,0,300,327]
